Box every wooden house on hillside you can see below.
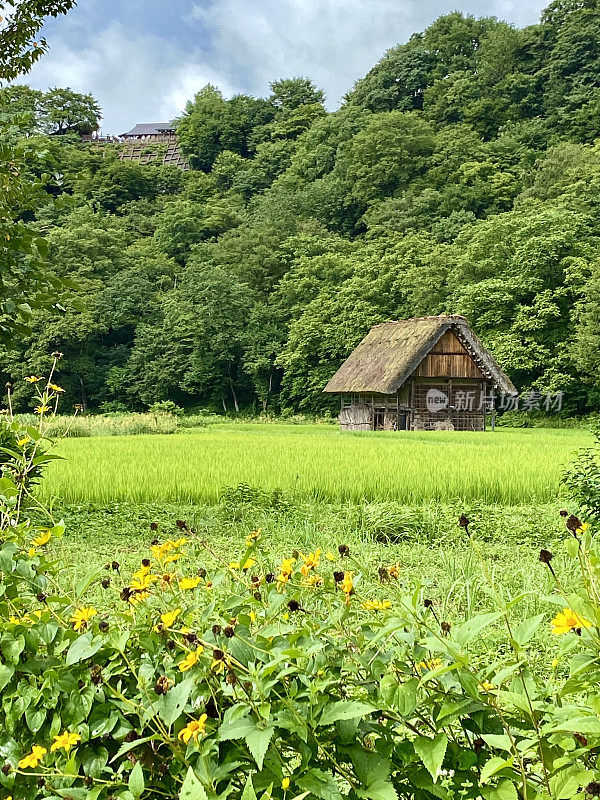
[323,315,516,432]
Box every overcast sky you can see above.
[24,0,549,135]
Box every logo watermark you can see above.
[425,389,564,413]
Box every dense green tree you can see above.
[38,86,101,134]
[338,112,435,203]
[176,86,274,171]
[269,77,325,110]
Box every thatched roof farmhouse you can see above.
[324,315,516,431]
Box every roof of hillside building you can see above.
[323,315,516,395]
[120,122,175,137]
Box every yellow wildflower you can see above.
[418,658,442,672]
[129,591,149,606]
[161,608,181,628]
[325,551,336,561]
[178,646,203,672]
[164,554,181,565]
[32,530,51,547]
[340,571,353,601]
[249,611,256,622]
[130,573,159,591]
[480,681,496,692]
[180,576,201,589]
[576,522,590,534]
[362,599,392,611]
[178,714,208,744]
[277,557,295,585]
[229,561,241,570]
[151,542,170,561]
[24,376,43,383]
[242,557,256,571]
[246,528,261,546]
[48,383,65,393]
[17,436,30,447]
[211,658,226,674]
[282,778,290,790]
[28,547,36,557]
[171,537,187,548]
[300,549,321,576]
[34,404,50,415]
[50,731,81,752]
[18,745,47,769]
[302,573,324,587]
[70,606,97,631]
[551,608,592,635]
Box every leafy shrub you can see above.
[149,400,184,417]
[562,428,600,520]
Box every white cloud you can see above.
[191,0,549,108]
[22,0,549,132]
[24,21,238,133]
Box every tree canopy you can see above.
[4,4,600,414]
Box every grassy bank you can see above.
[42,423,590,505]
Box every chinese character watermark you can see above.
[425,388,563,414]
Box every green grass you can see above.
[42,423,591,506]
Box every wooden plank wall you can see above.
[413,331,483,379]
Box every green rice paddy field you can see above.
[43,423,591,506]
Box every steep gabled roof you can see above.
[323,315,516,395]
[120,122,174,137]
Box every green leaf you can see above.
[356,781,398,800]
[128,761,144,799]
[110,735,158,763]
[452,613,502,646]
[482,778,518,800]
[550,767,595,799]
[512,614,545,646]
[219,714,256,741]
[413,733,448,782]
[480,756,514,784]
[157,677,193,726]
[481,734,513,752]
[245,726,275,770]
[180,766,208,800]
[319,700,375,726]
[241,775,258,800]
[65,633,103,666]
[297,769,343,800]
[0,664,14,691]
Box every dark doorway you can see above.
[373,409,385,430]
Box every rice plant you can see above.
[41,423,591,506]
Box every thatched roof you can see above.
[323,315,516,395]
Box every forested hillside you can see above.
[3,0,600,414]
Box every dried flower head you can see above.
[566,514,583,533]
[154,676,173,695]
